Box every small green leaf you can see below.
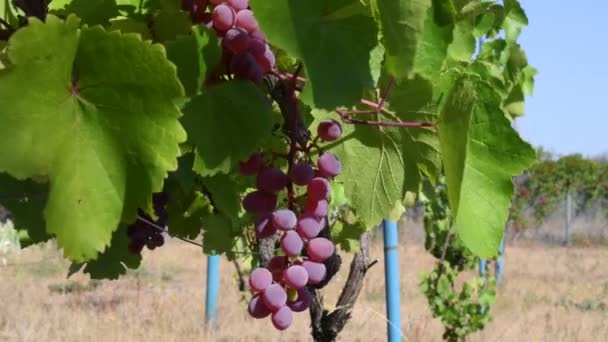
[182,81,275,176]
[81,224,142,279]
[203,213,236,255]
[413,8,453,80]
[60,0,120,26]
[201,173,244,220]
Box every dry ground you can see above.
[2,238,608,342]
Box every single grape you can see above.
[212,4,235,32]
[146,239,157,250]
[287,287,312,312]
[317,119,342,141]
[307,237,335,262]
[238,152,264,176]
[222,27,250,54]
[318,153,342,178]
[255,44,275,73]
[151,233,165,247]
[289,161,314,186]
[242,190,277,214]
[227,0,248,11]
[283,265,309,289]
[248,38,265,56]
[230,52,264,83]
[302,260,327,285]
[248,293,271,319]
[249,267,273,292]
[296,214,322,239]
[281,230,304,256]
[235,9,258,32]
[128,240,145,254]
[249,28,266,43]
[268,256,289,282]
[305,199,328,218]
[255,214,277,239]
[257,166,288,193]
[307,177,331,201]
[262,284,287,311]
[271,306,293,330]
[271,209,297,231]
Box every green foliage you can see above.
[0,2,535,327]
[420,179,496,341]
[510,152,608,229]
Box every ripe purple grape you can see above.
[307,177,331,201]
[222,27,250,54]
[255,215,277,238]
[318,153,341,178]
[248,293,271,318]
[271,306,293,330]
[307,237,335,262]
[302,260,327,285]
[262,284,287,311]
[283,265,309,289]
[254,44,275,73]
[289,161,314,186]
[287,288,312,312]
[230,52,264,83]
[296,214,322,239]
[281,230,303,256]
[272,209,297,231]
[317,119,343,142]
[235,9,258,32]
[268,256,289,282]
[249,28,266,43]
[227,0,248,11]
[305,199,328,218]
[239,152,263,176]
[249,267,272,292]
[248,38,265,56]
[242,190,277,214]
[212,4,235,32]
[257,166,288,193]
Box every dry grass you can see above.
[2,238,608,342]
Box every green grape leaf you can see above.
[0,15,186,262]
[201,174,243,220]
[81,224,142,279]
[166,180,211,239]
[60,0,120,26]
[413,8,453,80]
[203,213,236,255]
[332,219,366,252]
[166,26,221,97]
[109,18,152,40]
[153,7,191,42]
[447,22,475,62]
[438,74,535,257]
[0,173,50,246]
[182,81,275,176]
[373,0,431,78]
[250,0,378,109]
[503,0,527,43]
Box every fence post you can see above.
[565,190,571,246]
[205,255,220,323]
[494,238,505,286]
[478,258,487,277]
[382,219,402,342]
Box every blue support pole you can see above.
[495,238,505,286]
[205,255,220,323]
[382,219,402,342]
[478,258,487,277]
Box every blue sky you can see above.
[516,0,607,157]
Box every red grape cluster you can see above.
[240,119,344,330]
[181,0,276,84]
[127,192,169,254]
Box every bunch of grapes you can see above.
[240,119,344,330]
[127,192,169,254]
[181,0,276,84]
